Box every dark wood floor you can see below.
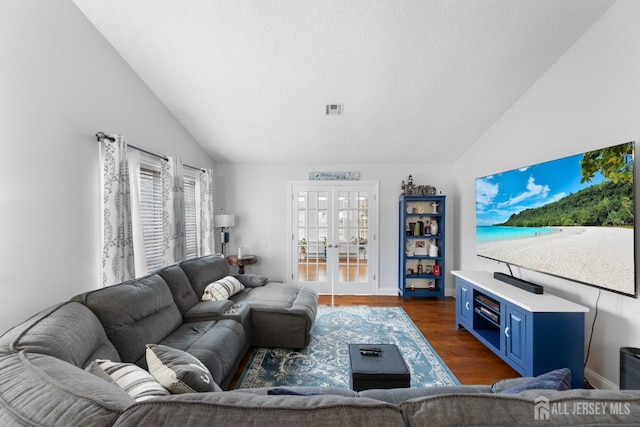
[229,295,519,388]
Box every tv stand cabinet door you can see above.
[504,304,528,372]
[456,279,473,329]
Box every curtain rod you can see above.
[95,131,205,172]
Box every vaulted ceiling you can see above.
[73,0,614,164]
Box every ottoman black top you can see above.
[349,344,410,377]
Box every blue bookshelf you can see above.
[398,195,446,301]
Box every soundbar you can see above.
[493,272,544,294]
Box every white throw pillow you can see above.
[86,359,169,401]
[201,276,245,301]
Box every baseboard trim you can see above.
[585,367,617,390]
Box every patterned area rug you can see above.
[234,306,459,389]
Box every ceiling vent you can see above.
[326,104,344,115]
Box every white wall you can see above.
[0,0,213,334]
[215,163,454,295]
[453,0,640,389]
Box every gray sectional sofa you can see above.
[1,254,640,426]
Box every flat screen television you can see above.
[475,141,636,298]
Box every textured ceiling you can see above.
[73,0,614,164]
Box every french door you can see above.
[288,181,378,295]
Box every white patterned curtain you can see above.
[127,148,149,275]
[101,135,135,286]
[162,156,186,265]
[199,168,216,255]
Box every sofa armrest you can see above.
[183,300,233,321]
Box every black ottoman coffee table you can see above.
[348,344,410,391]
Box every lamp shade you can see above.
[214,214,235,228]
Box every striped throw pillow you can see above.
[201,276,244,301]
[87,359,169,401]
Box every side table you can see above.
[226,255,257,274]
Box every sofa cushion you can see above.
[87,359,169,402]
[4,302,121,368]
[360,385,493,405]
[234,273,268,287]
[113,392,404,427]
[72,274,183,364]
[498,368,571,394]
[155,319,245,388]
[159,264,200,315]
[180,255,231,298]
[231,283,318,349]
[146,344,221,393]
[202,276,244,301]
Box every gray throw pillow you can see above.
[146,344,222,393]
[491,377,533,393]
[235,274,268,287]
[498,368,572,394]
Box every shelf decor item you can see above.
[430,217,438,236]
[429,243,439,257]
[401,175,436,196]
[406,241,415,256]
[413,240,427,256]
[398,194,446,300]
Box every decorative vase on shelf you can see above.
[429,244,439,257]
[430,218,438,236]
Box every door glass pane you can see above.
[297,191,327,282]
[338,191,368,283]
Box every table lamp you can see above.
[214,214,235,255]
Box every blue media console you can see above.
[453,271,589,389]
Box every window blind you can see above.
[184,177,198,259]
[139,167,164,271]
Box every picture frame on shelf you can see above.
[414,240,427,256]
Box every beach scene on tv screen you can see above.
[476,141,635,296]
